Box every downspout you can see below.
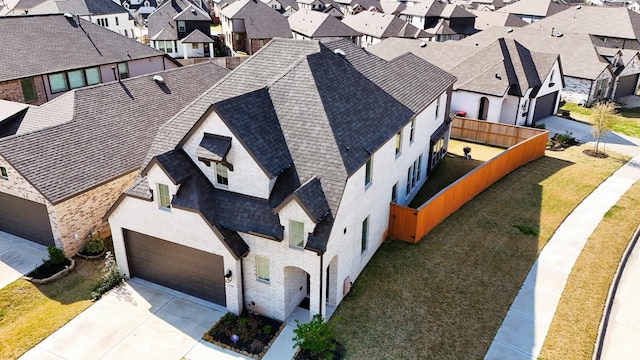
[42,76,49,102]
[319,253,324,318]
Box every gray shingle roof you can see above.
[0,14,166,82]
[181,28,217,42]
[530,5,640,43]
[458,26,610,80]
[148,0,210,41]
[28,0,129,15]
[470,9,527,30]
[222,0,292,39]
[342,10,429,39]
[0,62,230,204]
[288,9,361,38]
[497,0,569,18]
[173,3,210,20]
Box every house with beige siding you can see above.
[0,63,229,257]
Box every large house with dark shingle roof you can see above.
[220,0,293,55]
[106,38,456,321]
[368,37,563,124]
[0,62,229,257]
[0,14,179,105]
[148,0,218,59]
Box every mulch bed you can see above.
[294,339,346,360]
[203,312,283,357]
[27,259,72,279]
[583,149,609,158]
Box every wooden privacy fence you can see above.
[388,118,548,243]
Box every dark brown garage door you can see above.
[0,192,54,246]
[533,91,559,122]
[123,229,226,305]
[615,74,639,98]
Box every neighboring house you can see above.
[0,0,47,15]
[531,5,640,50]
[0,63,230,257]
[459,26,616,106]
[288,9,360,43]
[0,14,179,105]
[496,0,570,23]
[368,37,563,124]
[119,0,158,20]
[379,0,406,15]
[469,0,505,11]
[26,0,137,39]
[148,0,217,59]
[107,38,457,321]
[399,0,477,41]
[596,46,640,98]
[470,9,527,31]
[220,0,293,55]
[342,10,432,47]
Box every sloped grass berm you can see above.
[203,311,284,358]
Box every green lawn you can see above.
[560,102,640,138]
[539,179,640,359]
[0,257,103,360]
[330,144,628,359]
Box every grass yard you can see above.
[409,140,504,207]
[0,257,103,360]
[560,102,640,138]
[330,144,628,359]
[539,179,640,359]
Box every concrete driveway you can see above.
[20,278,250,360]
[0,231,48,290]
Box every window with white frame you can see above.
[215,163,229,186]
[289,220,305,248]
[406,155,422,195]
[409,118,415,143]
[0,166,7,180]
[395,131,402,156]
[256,256,270,282]
[364,157,372,187]
[361,216,369,254]
[431,137,445,170]
[115,17,119,26]
[177,20,186,32]
[157,183,171,209]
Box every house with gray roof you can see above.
[220,0,293,54]
[399,0,477,41]
[0,14,179,105]
[23,0,139,39]
[496,0,570,23]
[0,62,229,257]
[148,0,218,59]
[595,46,640,98]
[459,26,623,105]
[342,10,432,47]
[470,9,527,31]
[288,9,360,43]
[368,36,563,124]
[106,37,456,321]
[530,5,640,50]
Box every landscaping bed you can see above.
[203,312,284,358]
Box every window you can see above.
[157,40,176,53]
[117,63,129,80]
[259,39,265,48]
[20,78,37,102]
[409,119,415,143]
[395,131,402,156]
[364,157,372,187]
[435,96,440,118]
[177,20,186,32]
[595,78,609,97]
[85,67,101,85]
[49,68,101,93]
[431,137,445,170]
[49,73,68,93]
[97,18,109,27]
[361,216,369,254]
[289,220,305,248]
[391,182,397,203]
[215,163,229,186]
[124,29,128,37]
[157,183,171,209]
[405,15,413,23]
[192,43,199,49]
[406,155,422,195]
[0,166,7,180]
[67,70,85,89]
[115,17,119,26]
[256,256,270,282]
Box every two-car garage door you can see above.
[123,229,226,306]
[533,91,559,123]
[0,192,54,246]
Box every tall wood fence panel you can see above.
[388,119,548,243]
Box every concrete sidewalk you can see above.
[485,151,640,359]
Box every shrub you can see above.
[45,246,66,265]
[293,314,336,360]
[91,251,123,301]
[263,324,272,336]
[83,237,105,255]
[513,224,538,236]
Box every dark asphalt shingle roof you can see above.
[0,62,230,204]
[148,0,211,40]
[181,28,217,42]
[0,14,166,82]
[294,177,331,222]
[196,134,232,162]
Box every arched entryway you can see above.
[478,97,489,120]
[284,266,310,323]
[325,255,339,318]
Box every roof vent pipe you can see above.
[153,75,165,83]
[419,42,426,48]
[334,49,346,57]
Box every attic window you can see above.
[177,20,186,32]
[289,220,305,248]
[157,183,171,209]
[0,166,7,180]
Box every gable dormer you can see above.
[196,133,234,189]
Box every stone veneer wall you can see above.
[0,76,47,105]
[52,170,138,257]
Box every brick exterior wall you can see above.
[52,170,139,257]
[0,76,47,105]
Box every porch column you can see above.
[210,42,215,58]
[182,43,188,59]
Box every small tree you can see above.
[293,314,336,360]
[590,101,616,155]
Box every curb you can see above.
[592,225,640,360]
